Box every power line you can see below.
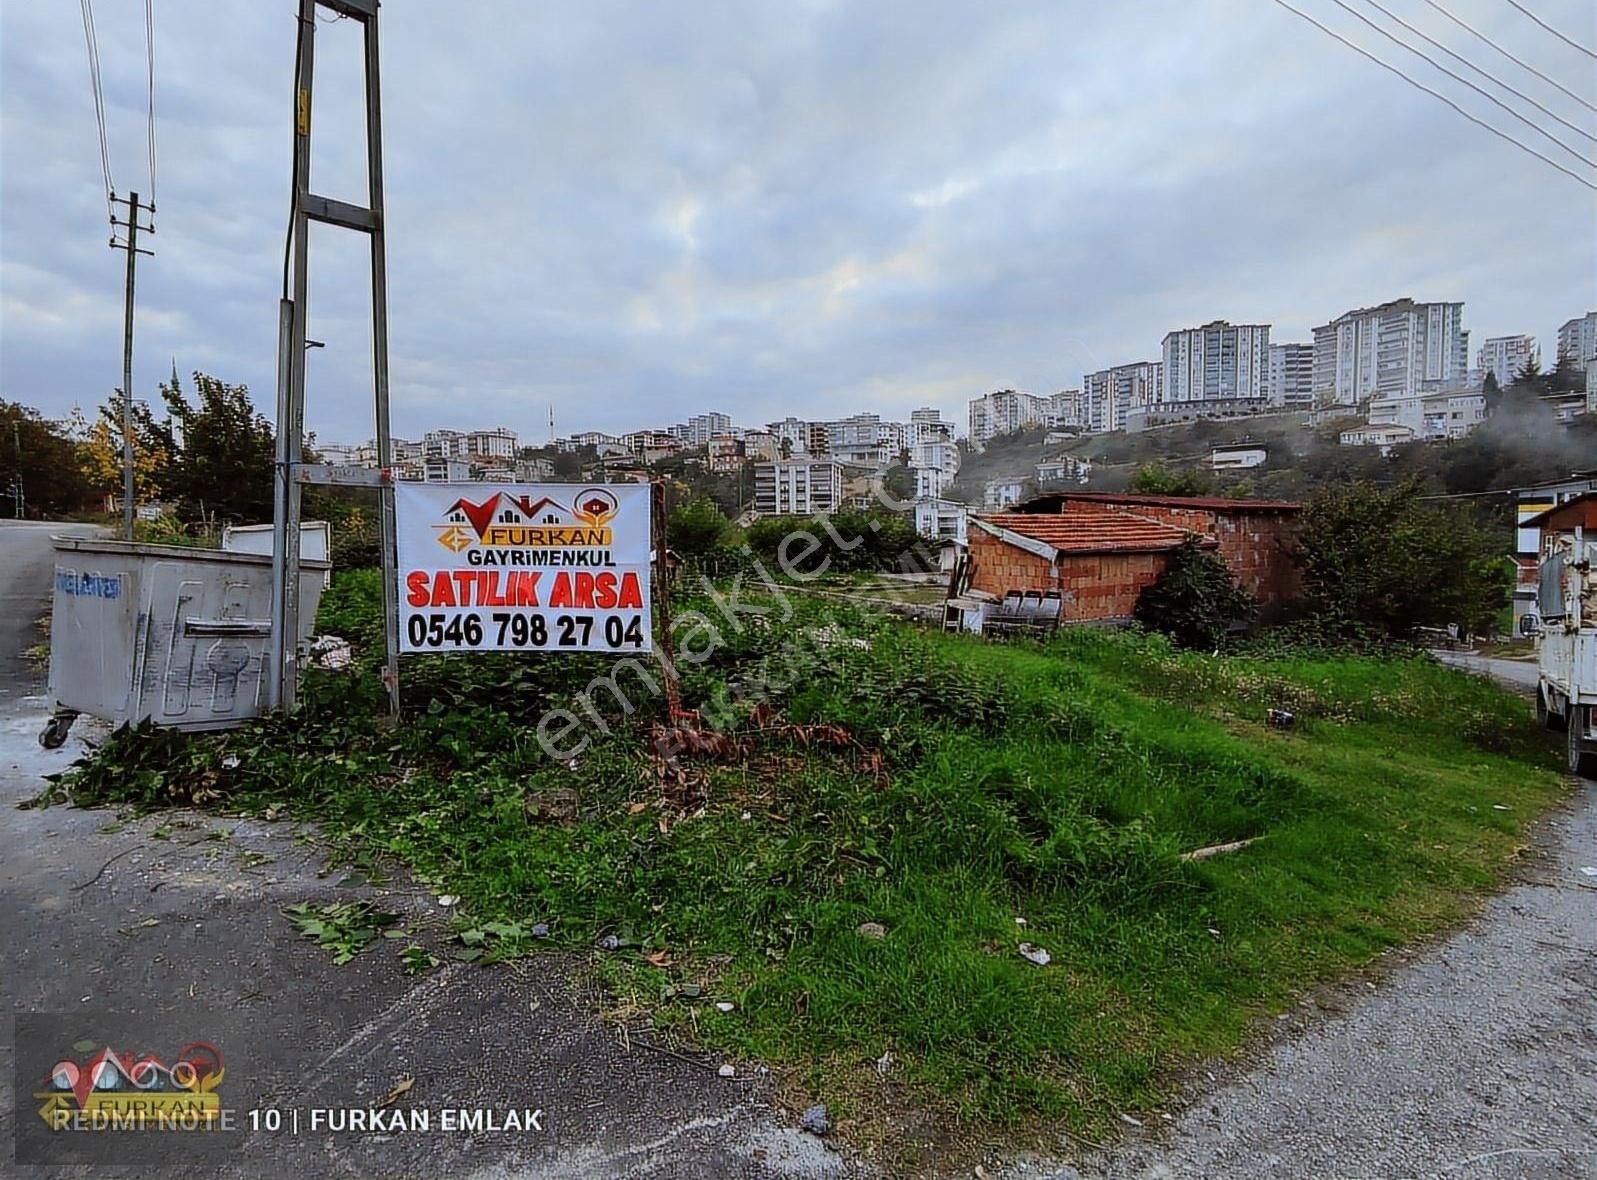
[144,0,157,207]
[1362,0,1596,143]
[77,0,113,202]
[1266,0,1597,190]
[1328,0,1596,168]
[1502,0,1597,61]
[1419,0,1596,115]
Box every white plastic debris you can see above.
[437,894,459,907]
[717,1064,736,1078]
[1119,1113,1143,1127]
[1017,942,1051,967]
[1580,867,1597,877]
[715,1001,736,1013]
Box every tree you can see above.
[159,372,276,524]
[778,437,794,460]
[666,498,728,561]
[0,401,94,517]
[882,463,916,504]
[1293,482,1509,639]
[1133,537,1255,649]
[1512,354,1542,386]
[1130,461,1210,497]
[82,391,177,505]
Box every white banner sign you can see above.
[394,482,652,654]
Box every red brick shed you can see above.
[967,492,1301,624]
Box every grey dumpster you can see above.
[41,537,330,746]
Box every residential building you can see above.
[558,430,620,452]
[913,497,968,542]
[966,492,1300,622]
[1162,321,1270,404]
[1558,312,1597,365]
[514,456,555,481]
[423,429,467,459]
[1211,447,1267,470]
[766,416,811,456]
[1311,298,1468,407]
[465,427,517,461]
[622,429,679,454]
[423,456,473,482]
[741,430,780,462]
[1267,342,1314,407]
[683,412,732,446]
[910,437,960,498]
[1367,385,1486,440]
[1035,456,1092,485]
[968,389,1049,445]
[706,435,744,473]
[752,460,843,516]
[313,440,357,465]
[1081,362,1162,433]
[983,478,1025,510]
[1477,335,1537,387]
[1126,397,1270,432]
[1338,423,1415,453]
[1046,389,1083,429]
[909,407,954,444]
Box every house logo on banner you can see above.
[395,481,652,655]
[434,488,620,554]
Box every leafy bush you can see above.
[665,498,728,561]
[1133,537,1255,649]
[1294,482,1510,639]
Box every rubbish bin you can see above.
[40,537,330,746]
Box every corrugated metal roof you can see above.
[1015,491,1301,513]
[980,512,1211,554]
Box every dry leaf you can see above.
[378,1075,414,1108]
[643,950,672,968]
[627,801,649,815]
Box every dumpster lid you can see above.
[51,536,332,569]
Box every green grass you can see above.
[55,572,1566,1149]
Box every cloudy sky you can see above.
[3,0,1594,446]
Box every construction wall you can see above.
[1055,501,1299,605]
[966,528,1174,623]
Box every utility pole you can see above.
[271,0,397,717]
[110,192,155,539]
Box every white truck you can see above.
[1536,526,1597,777]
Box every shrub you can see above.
[1294,482,1510,639]
[1133,537,1255,649]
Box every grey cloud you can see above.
[2,0,1593,444]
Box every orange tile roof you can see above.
[981,512,1212,554]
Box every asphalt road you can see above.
[0,522,847,1179]
[1431,649,1542,693]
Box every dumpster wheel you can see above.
[38,711,77,750]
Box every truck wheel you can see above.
[1569,709,1597,779]
[1541,690,1568,732]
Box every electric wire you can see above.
[1266,0,1597,189]
[144,0,157,209]
[1328,0,1596,168]
[1502,0,1597,61]
[78,0,113,204]
[1419,0,1596,114]
[1360,0,1595,143]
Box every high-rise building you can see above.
[1476,335,1538,387]
[1081,363,1162,433]
[967,390,1048,445]
[1267,343,1314,407]
[1162,321,1270,403]
[682,411,732,446]
[1046,389,1083,428]
[465,427,517,460]
[1311,298,1468,407]
[752,460,843,516]
[1557,312,1597,365]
